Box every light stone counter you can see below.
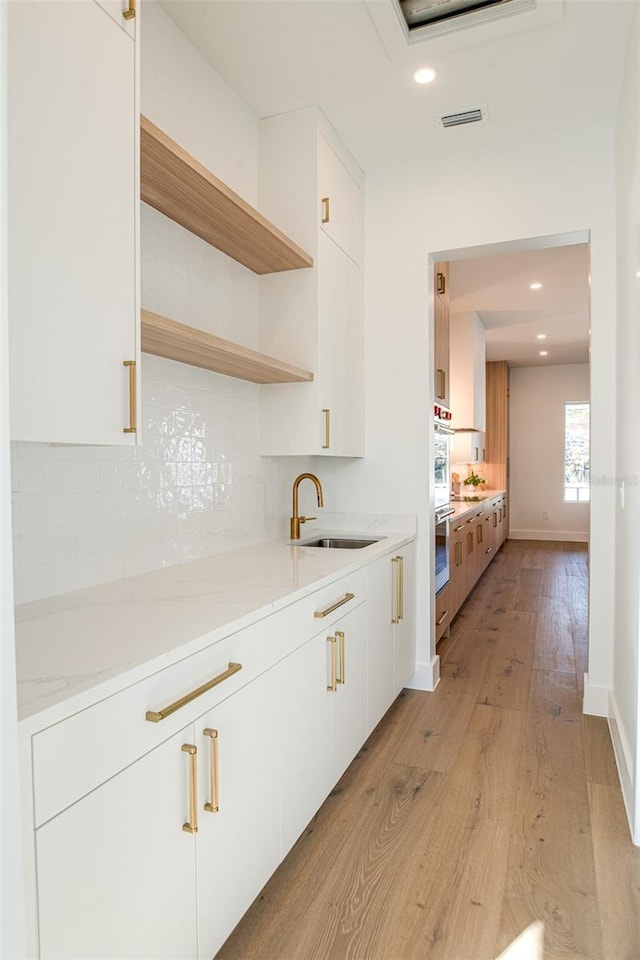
[15,512,416,729]
[447,489,506,522]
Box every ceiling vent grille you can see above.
[438,106,487,129]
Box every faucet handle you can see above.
[300,516,316,524]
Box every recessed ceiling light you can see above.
[537,333,547,340]
[539,350,548,356]
[636,270,640,278]
[530,282,542,290]
[414,67,436,85]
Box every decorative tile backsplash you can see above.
[11,356,308,604]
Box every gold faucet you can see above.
[290,473,324,540]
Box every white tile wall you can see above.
[12,356,308,604]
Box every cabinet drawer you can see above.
[32,609,294,827]
[435,585,450,643]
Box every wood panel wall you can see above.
[483,360,509,492]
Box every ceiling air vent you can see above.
[397,0,536,41]
[438,106,487,129]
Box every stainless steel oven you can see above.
[434,404,454,510]
[435,504,454,594]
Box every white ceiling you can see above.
[159,0,604,369]
[450,243,590,367]
[160,0,634,171]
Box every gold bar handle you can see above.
[398,555,404,621]
[437,368,446,400]
[123,360,137,434]
[182,744,198,834]
[327,636,337,692]
[454,523,466,532]
[436,610,449,627]
[314,592,355,619]
[321,197,330,224]
[336,630,345,685]
[122,0,136,19]
[203,729,219,813]
[146,662,242,722]
[391,556,400,624]
[322,408,331,449]
[436,271,446,295]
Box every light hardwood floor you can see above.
[217,540,640,960]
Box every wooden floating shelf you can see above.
[141,309,314,385]
[140,116,314,276]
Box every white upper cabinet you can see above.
[318,133,362,265]
[451,430,485,465]
[258,107,364,457]
[449,311,486,432]
[8,0,139,445]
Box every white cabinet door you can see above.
[451,431,485,465]
[331,602,368,780]
[366,555,396,730]
[393,542,417,693]
[8,0,138,444]
[279,629,334,857]
[95,0,137,39]
[195,668,281,959]
[35,726,198,960]
[317,230,364,456]
[318,133,362,265]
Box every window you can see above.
[564,402,590,502]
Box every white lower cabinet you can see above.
[367,543,417,728]
[36,727,198,960]
[26,545,415,958]
[195,668,281,957]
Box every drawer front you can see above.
[435,584,450,642]
[31,568,368,827]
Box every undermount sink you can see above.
[299,537,380,549]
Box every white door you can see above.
[279,631,334,857]
[36,727,198,960]
[195,669,281,959]
[317,231,364,457]
[8,0,138,444]
[393,543,417,693]
[318,133,361,265]
[331,602,368,781]
[367,555,395,729]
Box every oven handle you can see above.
[435,507,455,521]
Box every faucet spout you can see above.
[291,473,324,540]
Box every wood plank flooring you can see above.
[216,540,640,960]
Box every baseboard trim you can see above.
[407,654,440,692]
[608,692,636,842]
[509,529,589,542]
[582,675,609,716]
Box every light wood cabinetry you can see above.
[434,261,450,407]
[8,0,139,445]
[484,360,510,493]
[259,107,364,457]
[23,540,414,959]
[450,312,486,432]
[447,494,508,625]
[435,584,450,643]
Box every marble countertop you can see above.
[15,512,416,729]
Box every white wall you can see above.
[318,120,617,698]
[10,3,311,604]
[1,0,26,951]
[509,364,589,541]
[613,1,640,843]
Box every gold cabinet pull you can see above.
[145,662,243,722]
[454,523,466,532]
[322,408,331,449]
[436,368,446,400]
[321,197,330,224]
[336,631,345,685]
[436,271,446,295]
[122,0,136,19]
[398,555,404,621]
[314,592,355,619]
[391,556,400,624]
[203,729,219,813]
[467,531,473,554]
[123,360,137,433]
[327,636,337,692]
[436,609,449,627]
[493,512,498,528]
[182,744,198,834]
